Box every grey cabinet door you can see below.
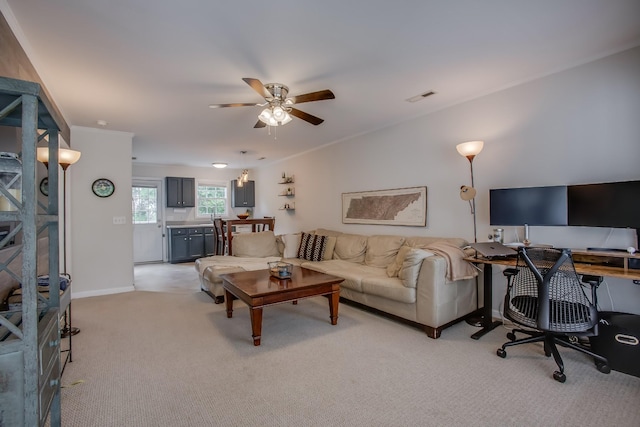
[181,178,195,207]
[188,228,204,258]
[166,177,181,207]
[169,229,190,263]
[204,227,215,256]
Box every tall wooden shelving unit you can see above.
[0,77,62,426]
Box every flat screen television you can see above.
[568,180,640,229]
[490,185,568,226]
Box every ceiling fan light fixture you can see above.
[278,111,292,125]
[258,106,292,126]
[272,106,286,120]
[258,108,274,124]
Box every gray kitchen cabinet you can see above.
[231,179,255,207]
[166,177,195,207]
[168,226,214,263]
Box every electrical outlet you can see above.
[113,216,126,225]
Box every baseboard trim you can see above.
[72,286,135,299]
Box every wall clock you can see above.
[92,178,115,198]
[39,177,49,196]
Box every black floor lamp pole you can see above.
[60,163,80,338]
[456,141,485,329]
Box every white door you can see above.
[132,179,164,263]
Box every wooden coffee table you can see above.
[220,266,344,346]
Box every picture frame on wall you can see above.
[342,186,427,226]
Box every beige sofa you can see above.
[195,229,478,338]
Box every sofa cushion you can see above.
[365,235,405,268]
[298,232,328,261]
[232,231,280,257]
[398,248,433,288]
[361,276,416,304]
[301,259,381,293]
[202,266,246,285]
[333,234,368,263]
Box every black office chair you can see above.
[496,247,610,382]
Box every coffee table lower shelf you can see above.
[221,267,343,346]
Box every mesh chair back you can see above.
[504,247,598,334]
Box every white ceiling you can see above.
[4,0,640,169]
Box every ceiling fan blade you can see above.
[291,89,335,104]
[254,120,266,128]
[209,103,260,108]
[242,77,272,99]
[289,108,324,125]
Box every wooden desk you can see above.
[465,250,640,340]
[222,218,275,255]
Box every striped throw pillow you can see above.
[297,232,327,261]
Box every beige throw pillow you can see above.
[386,246,412,277]
[314,228,343,237]
[232,231,280,257]
[322,236,337,260]
[282,233,301,258]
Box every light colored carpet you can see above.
[133,262,200,294]
[58,264,640,427]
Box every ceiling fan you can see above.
[209,78,335,128]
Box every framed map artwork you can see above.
[342,186,427,226]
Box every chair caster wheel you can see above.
[496,348,506,358]
[553,371,566,383]
[506,332,516,341]
[595,361,611,374]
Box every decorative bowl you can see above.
[237,213,250,219]
[268,261,293,279]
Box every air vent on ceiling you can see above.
[406,90,436,103]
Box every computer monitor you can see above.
[568,180,640,229]
[490,185,568,226]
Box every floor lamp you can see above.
[37,147,81,338]
[456,140,484,326]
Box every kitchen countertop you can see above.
[166,223,214,229]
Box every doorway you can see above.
[132,178,164,263]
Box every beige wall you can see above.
[69,126,134,297]
[253,46,640,315]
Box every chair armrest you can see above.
[581,274,603,287]
[503,268,519,277]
